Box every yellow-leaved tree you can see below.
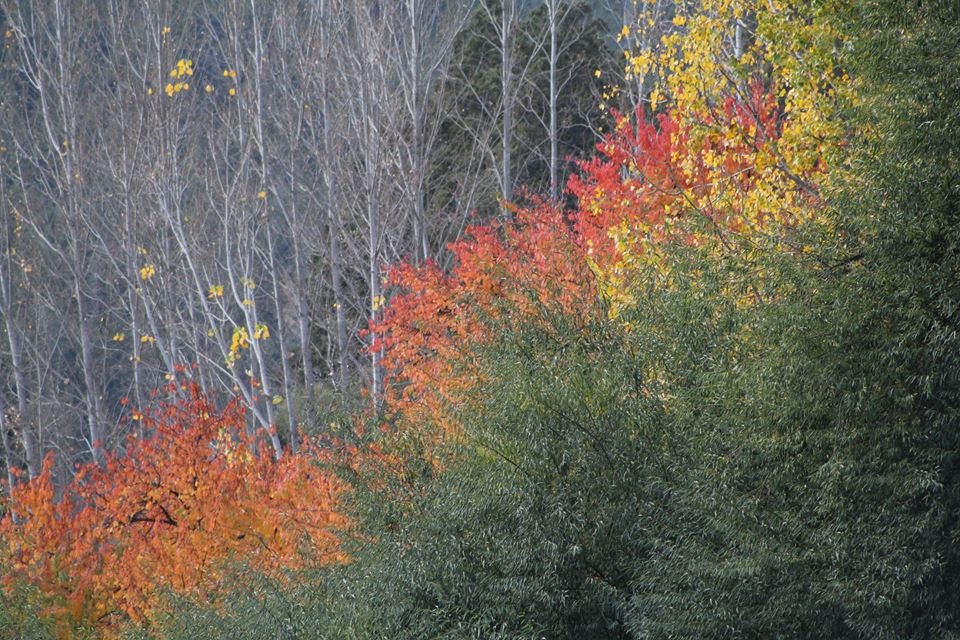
[581,0,853,317]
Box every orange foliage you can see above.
[0,384,345,634]
[372,201,596,432]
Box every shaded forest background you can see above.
[0,0,657,478]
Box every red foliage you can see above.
[570,86,788,261]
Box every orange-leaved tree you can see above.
[0,382,345,635]
[372,200,596,433]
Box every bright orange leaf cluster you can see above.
[0,384,345,634]
[372,201,596,432]
[571,86,788,257]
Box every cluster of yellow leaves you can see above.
[164,59,193,96]
[227,326,249,365]
[207,284,224,299]
[138,263,155,280]
[223,68,237,96]
[225,323,268,365]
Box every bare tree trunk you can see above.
[548,0,560,203]
[0,229,39,477]
[318,0,352,392]
[366,118,384,404]
[264,217,299,453]
[396,0,468,264]
[3,313,38,477]
[0,392,17,491]
[327,197,351,392]
[407,0,429,264]
[478,0,523,213]
[501,0,515,207]
[75,279,105,463]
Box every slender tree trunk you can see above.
[75,279,105,464]
[408,0,428,265]
[3,311,38,478]
[291,223,315,404]
[501,0,515,208]
[367,153,383,405]
[0,392,17,491]
[328,200,351,392]
[266,220,299,453]
[548,0,559,203]
[319,1,352,392]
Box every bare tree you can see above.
[478,0,524,209]
[388,0,469,263]
[336,0,408,405]
[0,175,40,478]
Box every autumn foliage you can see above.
[0,6,840,633]
[0,383,344,634]
[375,85,824,430]
[373,201,597,432]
